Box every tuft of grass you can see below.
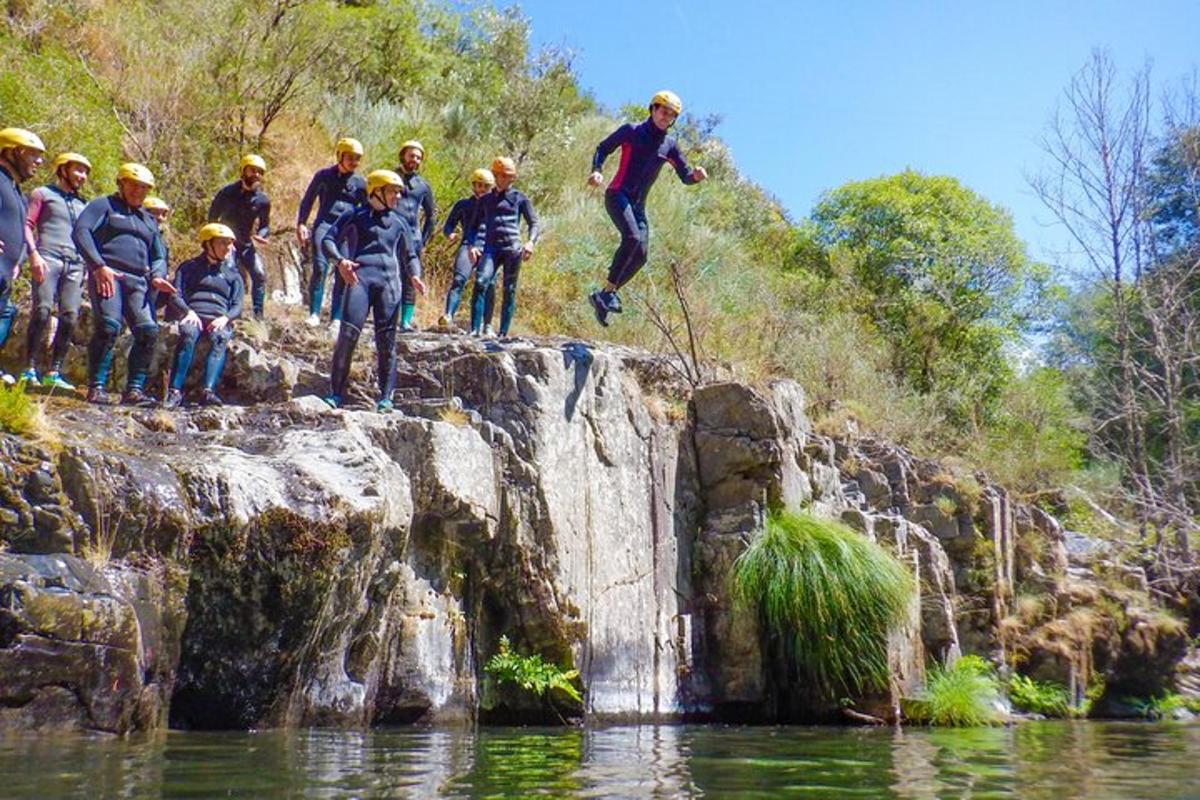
[1008,674,1071,717]
[731,509,913,699]
[908,655,1004,726]
[0,380,36,436]
[933,495,958,517]
[438,405,471,427]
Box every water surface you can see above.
[3,721,1198,798]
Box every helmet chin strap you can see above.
[368,193,387,211]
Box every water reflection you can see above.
[1,721,1198,799]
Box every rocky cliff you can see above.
[0,329,1190,732]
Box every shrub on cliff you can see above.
[907,655,1005,726]
[731,510,913,700]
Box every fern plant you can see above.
[485,635,582,704]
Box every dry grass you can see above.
[438,405,471,427]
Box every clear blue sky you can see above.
[509,0,1198,270]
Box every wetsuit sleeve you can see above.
[520,196,540,245]
[402,225,422,279]
[227,270,244,321]
[149,227,168,280]
[168,262,192,315]
[257,196,271,239]
[72,199,109,272]
[442,200,462,237]
[592,125,631,172]
[297,172,321,226]
[24,187,45,254]
[321,210,352,262]
[206,186,225,223]
[420,187,435,246]
[667,141,698,184]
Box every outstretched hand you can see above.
[691,166,708,183]
[587,171,604,187]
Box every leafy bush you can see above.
[908,655,1004,726]
[1008,674,1071,717]
[731,510,913,699]
[485,635,581,703]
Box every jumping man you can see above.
[587,90,707,326]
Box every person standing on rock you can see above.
[587,90,707,327]
[208,154,271,321]
[20,151,89,390]
[464,157,539,339]
[0,127,46,385]
[142,195,172,320]
[296,137,366,331]
[72,162,174,405]
[321,169,423,412]
[163,223,243,409]
[438,167,494,330]
[393,140,435,332]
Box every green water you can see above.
[2,722,1198,799]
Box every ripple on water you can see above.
[0,721,1198,799]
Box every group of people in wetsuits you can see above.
[0,89,706,411]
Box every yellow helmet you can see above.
[0,127,46,152]
[143,196,170,212]
[53,152,93,171]
[649,90,683,115]
[366,169,404,196]
[198,222,236,243]
[399,139,425,157]
[490,157,516,176]
[239,153,266,172]
[470,168,495,186]
[117,162,156,188]
[335,137,364,158]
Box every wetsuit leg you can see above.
[169,322,201,391]
[120,274,159,392]
[604,191,649,289]
[498,249,523,336]
[445,244,475,319]
[50,260,84,373]
[399,258,416,328]
[470,249,498,333]
[87,272,126,388]
[329,273,370,400]
[202,326,233,392]
[309,222,332,316]
[240,244,266,318]
[24,256,62,369]
[372,275,401,400]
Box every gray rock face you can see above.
[2,333,1083,731]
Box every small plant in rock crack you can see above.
[485,635,582,703]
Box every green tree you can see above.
[812,170,1050,426]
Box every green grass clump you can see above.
[1008,674,1071,717]
[731,510,913,699]
[908,655,1004,726]
[0,381,35,436]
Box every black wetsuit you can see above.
[297,165,366,318]
[321,204,420,402]
[464,187,540,335]
[72,194,167,391]
[167,253,244,393]
[442,195,483,320]
[208,180,270,317]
